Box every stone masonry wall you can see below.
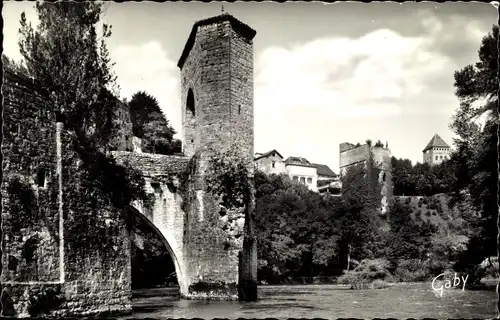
[2,71,60,287]
[181,152,245,299]
[112,151,190,295]
[229,26,254,164]
[1,69,132,317]
[178,14,257,299]
[339,143,393,213]
[1,70,63,317]
[60,127,131,316]
[180,22,232,158]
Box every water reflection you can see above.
[125,283,496,319]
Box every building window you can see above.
[293,176,298,181]
[272,161,275,168]
[435,156,438,160]
[382,172,386,182]
[307,177,312,184]
[300,177,306,184]
[238,105,241,115]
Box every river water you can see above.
[128,283,496,319]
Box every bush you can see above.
[423,197,428,205]
[405,197,411,205]
[426,259,449,275]
[370,279,389,289]
[393,259,430,282]
[415,210,422,219]
[337,259,393,289]
[425,210,431,217]
[479,257,499,279]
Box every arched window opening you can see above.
[37,167,46,188]
[238,105,241,115]
[187,89,195,117]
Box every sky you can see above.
[3,2,497,173]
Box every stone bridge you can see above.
[111,151,250,300]
[1,13,257,317]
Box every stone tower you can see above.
[177,13,257,301]
[339,142,393,214]
[178,13,255,162]
[423,134,451,166]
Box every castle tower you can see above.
[339,142,393,214]
[178,13,255,162]
[422,134,451,166]
[177,13,257,301]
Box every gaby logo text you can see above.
[431,273,468,297]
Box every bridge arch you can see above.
[128,205,188,296]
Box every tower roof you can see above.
[177,13,257,69]
[423,134,450,152]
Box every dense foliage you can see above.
[391,157,455,196]
[448,24,498,290]
[128,91,182,155]
[205,146,253,210]
[255,149,386,284]
[17,2,146,210]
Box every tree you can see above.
[2,54,29,75]
[336,148,385,270]
[17,2,145,209]
[128,91,182,155]
[18,2,118,149]
[254,171,344,283]
[450,25,498,295]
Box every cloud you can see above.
[252,14,481,171]
[111,41,182,137]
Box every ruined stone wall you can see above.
[1,70,132,317]
[339,143,393,213]
[339,144,370,171]
[2,71,61,287]
[372,147,393,213]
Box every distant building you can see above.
[254,150,286,175]
[314,163,341,195]
[423,134,451,166]
[253,150,335,193]
[284,156,318,192]
[339,141,393,214]
[313,163,337,181]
